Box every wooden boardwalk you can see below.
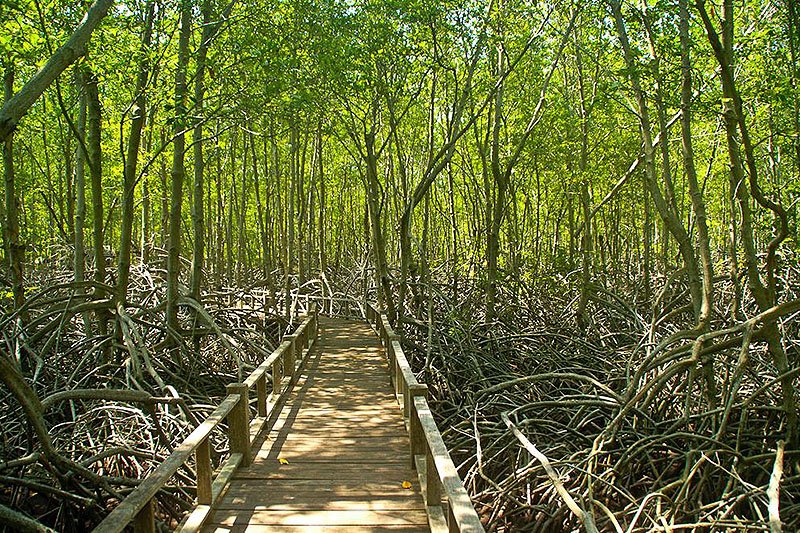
[203,318,430,532]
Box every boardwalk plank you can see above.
[209,509,429,526]
[204,525,426,532]
[204,318,430,533]
[216,498,425,511]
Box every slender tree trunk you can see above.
[270,126,284,315]
[0,0,114,143]
[84,77,103,276]
[226,173,234,284]
[316,121,326,279]
[679,0,714,330]
[252,132,268,279]
[261,130,273,277]
[577,177,592,329]
[73,69,90,334]
[610,0,703,322]
[486,41,506,321]
[305,145,314,284]
[696,0,796,441]
[643,175,652,303]
[676,0,719,408]
[141,169,150,262]
[117,0,154,304]
[62,118,74,241]
[85,68,109,344]
[727,173,743,320]
[364,129,394,319]
[286,125,296,320]
[237,135,248,286]
[214,134,223,288]
[3,67,25,317]
[41,103,56,244]
[575,30,593,329]
[787,0,800,173]
[447,159,458,298]
[166,0,192,332]
[190,1,212,301]
[297,130,308,287]
[141,107,156,264]
[159,129,168,251]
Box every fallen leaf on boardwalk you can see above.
[278,457,289,464]
[401,481,412,489]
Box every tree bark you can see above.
[190,0,212,301]
[0,0,114,143]
[165,0,192,332]
[609,0,703,324]
[3,67,26,317]
[190,0,236,297]
[316,121,327,279]
[485,39,506,322]
[117,0,154,304]
[364,128,394,319]
[252,131,268,279]
[695,0,796,441]
[679,0,714,330]
[73,68,90,335]
[85,68,108,341]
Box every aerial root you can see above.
[397,274,800,532]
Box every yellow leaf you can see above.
[278,457,289,465]
[401,481,412,489]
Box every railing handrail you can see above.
[93,395,241,533]
[93,305,319,533]
[366,304,485,533]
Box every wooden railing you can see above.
[255,290,365,320]
[365,304,485,533]
[93,306,319,533]
[301,293,364,318]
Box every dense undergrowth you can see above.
[399,265,800,531]
[1,251,799,532]
[0,250,292,531]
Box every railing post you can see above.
[132,498,155,533]
[256,373,268,418]
[272,357,282,396]
[426,448,442,508]
[226,383,252,467]
[387,334,399,385]
[380,314,390,344]
[196,436,212,505]
[396,357,404,406]
[284,334,297,379]
[312,307,318,338]
[409,385,427,470]
[448,505,459,533]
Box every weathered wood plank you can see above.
[203,524,427,533]
[216,498,426,511]
[267,435,410,445]
[255,450,409,462]
[203,318,431,533]
[209,509,430,526]
[268,422,407,433]
[225,480,422,494]
[233,467,419,482]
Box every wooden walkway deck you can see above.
[203,318,430,532]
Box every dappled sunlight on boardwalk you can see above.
[203,318,430,533]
